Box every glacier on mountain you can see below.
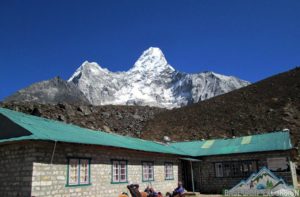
[68,47,250,108]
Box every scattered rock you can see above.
[0,102,165,137]
[103,125,111,132]
[77,105,91,115]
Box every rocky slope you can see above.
[0,102,165,137]
[2,67,300,153]
[141,67,300,151]
[68,47,250,108]
[5,77,89,105]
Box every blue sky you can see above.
[0,0,299,100]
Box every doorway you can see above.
[181,159,201,192]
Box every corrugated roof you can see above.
[0,108,184,155]
[170,131,292,157]
[0,107,293,157]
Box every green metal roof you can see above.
[170,131,293,157]
[0,108,184,155]
[0,107,293,157]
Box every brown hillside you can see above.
[141,67,300,149]
[1,67,300,157]
[0,102,166,137]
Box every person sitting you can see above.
[166,181,185,197]
[118,192,129,197]
[127,184,142,197]
[144,186,159,197]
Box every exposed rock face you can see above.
[0,102,165,137]
[4,77,89,105]
[68,47,250,108]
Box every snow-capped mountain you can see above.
[68,47,250,108]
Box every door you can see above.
[181,160,201,192]
[181,160,192,191]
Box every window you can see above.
[267,157,289,172]
[215,163,223,177]
[165,162,174,180]
[112,160,127,183]
[214,160,257,178]
[142,161,154,182]
[67,158,91,186]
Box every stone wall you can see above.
[195,151,293,194]
[1,140,292,196]
[0,142,35,196]
[30,141,179,197]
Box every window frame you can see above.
[213,160,258,178]
[215,162,224,177]
[142,161,155,182]
[111,159,128,184]
[164,162,174,180]
[267,157,290,172]
[66,157,91,187]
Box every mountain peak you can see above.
[140,47,165,61]
[68,61,110,82]
[130,47,175,72]
[66,47,249,108]
[80,61,109,73]
[144,47,164,57]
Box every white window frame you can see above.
[142,161,154,182]
[112,160,127,183]
[67,158,91,186]
[165,162,174,180]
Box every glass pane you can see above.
[224,163,231,177]
[112,161,119,182]
[80,159,89,184]
[251,161,257,172]
[243,163,249,173]
[120,174,126,181]
[69,159,79,185]
[215,163,223,177]
[113,161,119,168]
[167,164,173,179]
[120,161,126,169]
[121,168,125,174]
[114,174,119,182]
[149,173,153,179]
[267,157,289,172]
[143,167,148,173]
[144,173,148,180]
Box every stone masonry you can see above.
[0,141,179,197]
[195,151,293,194]
[0,142,36,196]
[0,140,294,196]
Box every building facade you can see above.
[0,141,179,197]
[182,150,295,194]
[0,107,297,196]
